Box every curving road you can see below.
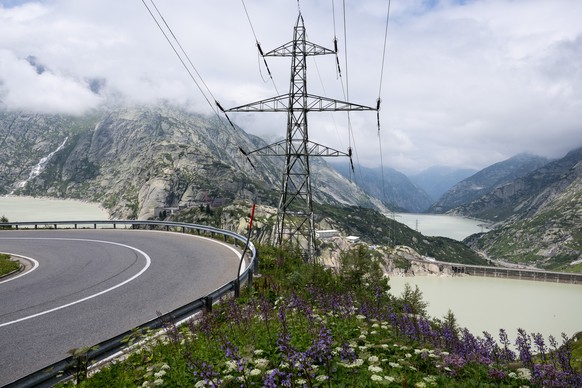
[0,229,240,386]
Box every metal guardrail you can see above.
[0,220,258,387]
[404,256,582,285]
[449,262,582,284]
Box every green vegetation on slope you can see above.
[63,244,581,387]
[468,179,582,272]
[316,204,488,266]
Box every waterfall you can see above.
[10,137,69,194]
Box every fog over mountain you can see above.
[1,0,581,173]
[329,162,433,213]
[409,166,477,202]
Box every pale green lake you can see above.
[389,275,581,343]
[0,196,109,222]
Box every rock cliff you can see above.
[416,148,582,271]
[1,106,384,219]
[430,153,549,216]
[465,148,582,270]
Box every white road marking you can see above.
[0,254,39,285]
[0,238,151,328]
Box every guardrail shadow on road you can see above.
[0,220,258,388]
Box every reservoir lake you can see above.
[393,212,488,241]
[0,196,109,221]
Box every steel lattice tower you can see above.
[227,13,375,259]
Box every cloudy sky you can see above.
[1,0,581,173]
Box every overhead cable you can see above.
[241,0,280,95]
[141,0,238,131]
[377,0,392,207]
[377,0,392,133]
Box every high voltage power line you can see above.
[140,1,394,257]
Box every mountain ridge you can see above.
[0,106,386,219]
[409,166,477,202]
[463,147,582,269]
[329,162,433,212]
[429,152,550,215]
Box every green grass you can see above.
[0,253,19,277]
[62,244,581,387]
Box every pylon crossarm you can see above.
[246,140,287,156]
[305,94,376,111]
[248,140,349,158]
[227,94,375,113]
[306,141,350,157]
[226,95,289,112]
[265,41,335,57]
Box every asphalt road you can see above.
[0,229,240,386]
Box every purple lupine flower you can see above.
[533,332,547,364]
[442,354,466,376]
[531,363,580,388]
[498,329,516,362]
[338,342,357,364]
[515,328,533,369]
[417,317,434,342]
[557,333,574,374]
[188,358,222,387]
[487,367,507,381]
[482,331,498,364]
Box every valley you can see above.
[1,106,581,272]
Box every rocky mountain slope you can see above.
[465,147,582,270]
[329,162,433,212]
[0,106,385,219]
[429,153,549,215]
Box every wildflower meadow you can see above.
[65,244,582,387]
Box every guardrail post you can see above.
[205,296,213,312]
[234,279,240,298]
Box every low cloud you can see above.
[1,0,581,172]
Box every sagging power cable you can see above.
[377,0,392,207]
[331,0,341,78]
[340,0,360,179]
[377,0,392,133]
[241,0,280,95]
[141,0,238,131]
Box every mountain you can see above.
[429,153,550,215]
[329,162,433,212]
[409,166,477,202]
[0,106,386,219]
[465,147,582,269]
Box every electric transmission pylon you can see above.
[227,13,375,260]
